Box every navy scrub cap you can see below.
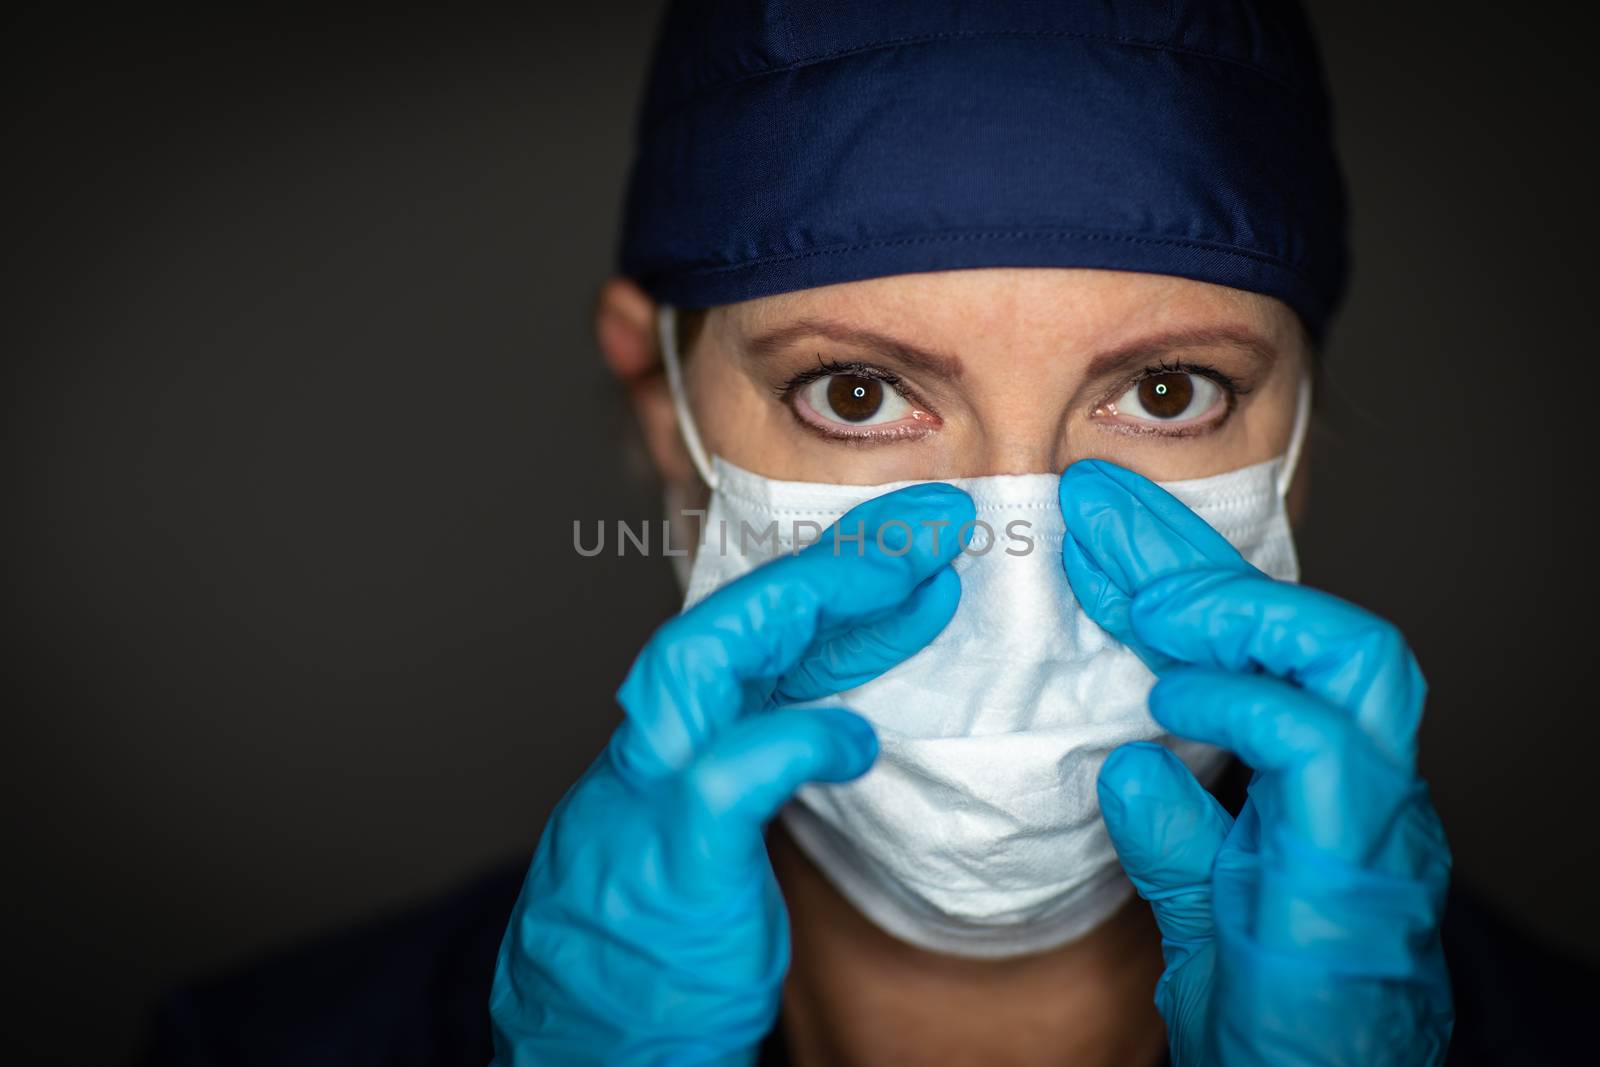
[618,0,1347,342]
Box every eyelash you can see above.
[1135,359,1249,399]
[775,357,1250,441]
[774,357,936,442]
[774,357,909,400]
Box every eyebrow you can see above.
[744,319,1276,382]
[1082,326,1278,380]
[745,318,965,380]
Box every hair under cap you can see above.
[619,0,1347,341]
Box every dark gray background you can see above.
[3,3,1592,1064]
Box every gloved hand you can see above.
[1059,459,1454,1066]
[490,484,975,1066]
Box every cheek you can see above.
[686,360,799,468]
[683,350,750,440]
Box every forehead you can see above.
[714,268,1303,360]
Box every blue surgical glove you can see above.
[1059,459,1454,1066]
[490,484,975,1066]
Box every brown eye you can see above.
[796,370,916,433]
[1103,370,1223,427]
[825,375,884,422]
[1137,372,1194,419]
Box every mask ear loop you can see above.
[657,303,720,492]
[1276,371,1313,500]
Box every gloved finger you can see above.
[1058,458,1254,669]
[1057,458,1425,766]
[673,705,878,881]
[773,567,961,704]
[1097,742,1230,957]
[615,483,974,778]
[1149,667,1420,864]
[1131,569,1424,767]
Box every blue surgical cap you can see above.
[618,0,1347,342]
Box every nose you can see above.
[959,402,1075,478]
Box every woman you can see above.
[136,4,1600,1065]
[491,2,1451,1064]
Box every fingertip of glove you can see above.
[1098,741,1174,799]
[1057,463,1141,561]
[1057,459,1121,509]
[1062,457,1147,496]
[861,484,976,556]
[912,561,962,602]
[1061,457,1120,479]
[897,482,975,520]
[817,706,879,761]
[1146,667,1214,725]
[905,481,968,501]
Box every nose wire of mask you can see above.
[658,302,1310,958]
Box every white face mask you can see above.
[658,305,1309,958]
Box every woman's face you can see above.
[676,268,1309,488]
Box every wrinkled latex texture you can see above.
[489,485,976,1066]
[1060,459,1454,1066]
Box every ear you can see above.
[594,277,696,488]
